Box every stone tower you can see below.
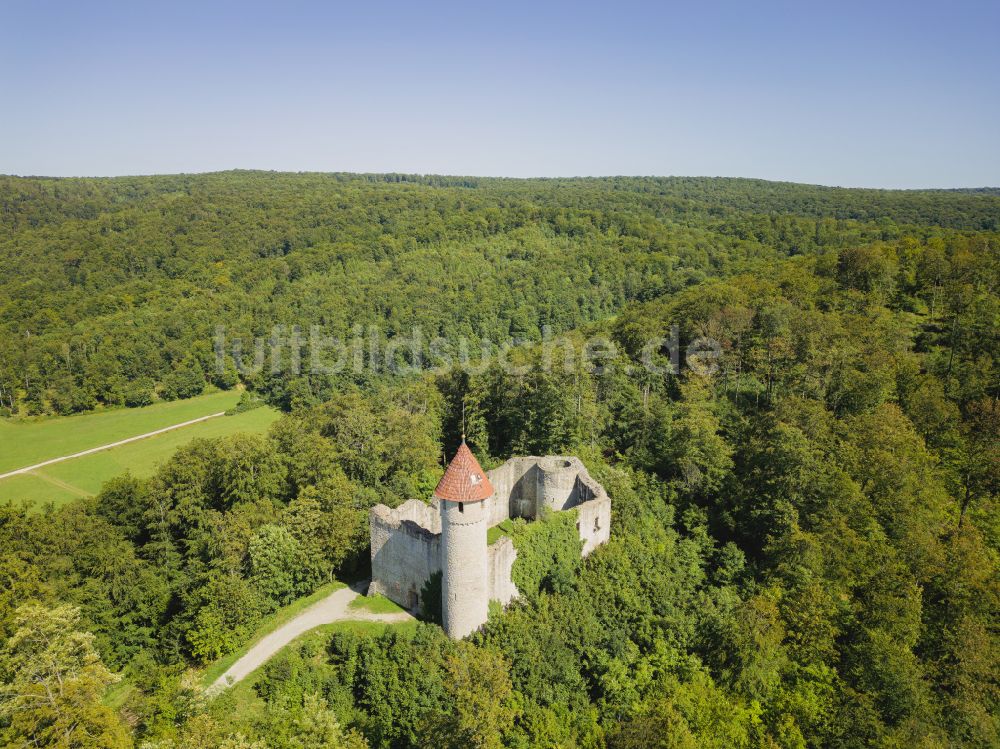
[435,440,493,639]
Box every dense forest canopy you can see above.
[0,172,997,748]
[1,171,999,415]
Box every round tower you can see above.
[435,441,493,639]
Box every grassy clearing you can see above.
[40,406,279,494]
[0,403,278,509]
[0,390,243,473]
[199,580,347,689]
[487,518,516,545]
[348,593,407,615]
[0,473,82,508]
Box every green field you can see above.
[0,392,279,508]
[347,593,407,615]
[0,390,247,472]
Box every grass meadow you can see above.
[0,391,279,509]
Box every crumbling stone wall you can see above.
[368,500,441,609]
[485,457,537,524]
[574,495,611,556]
[487,536,519,606]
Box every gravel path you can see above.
[0,412,227,481]
[208,582,413,693]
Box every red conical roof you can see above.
[434,441,494,502]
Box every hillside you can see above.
[1,172,998,416]
[0,173,997,749]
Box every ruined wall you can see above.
[484,457,536,524]
[484,455,599,520]
[369,500,441,609]
[369,455,612,629]
[535,457,583,512]
[487,536,519,606]
[575,495,612,556]
[488,455,609,518]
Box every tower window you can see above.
[459,502,464,513]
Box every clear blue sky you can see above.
[2,0,998,187]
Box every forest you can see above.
[0,172,997,748]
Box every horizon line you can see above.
[2,169,998,193]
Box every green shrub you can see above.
[509,510,583,598]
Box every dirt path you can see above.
[207,582,413,694]
[27,470,92,498]
[0,412,226,481]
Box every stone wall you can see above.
[369,455,612,622]
[484,455,610,519]
[369,500,441,609]
[484,457,537,524]
[575,495,612,556]
[487,536,519,606]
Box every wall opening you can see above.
[459,502,464,513]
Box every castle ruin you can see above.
[368,444,611,638]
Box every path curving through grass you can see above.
[207,581,412,694]
[0,412,226,481]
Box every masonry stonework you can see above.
[369,454,611,638]
[440,495,489,639]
